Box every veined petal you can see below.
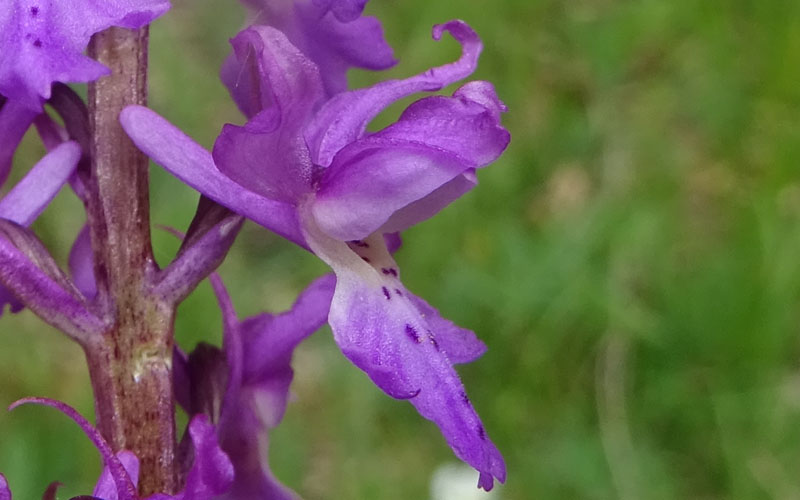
[0,141,80,226]
[120,106,307,249]
[301,211,506,489]
[0,0,169,109]
[0,98,38,184]
[305,20,482,167]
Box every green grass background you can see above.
[3,0,800,498]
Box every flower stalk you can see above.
[85,26,177,496]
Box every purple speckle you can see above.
[350,240,369,248]
[460,391,470,405]
[477,424,486,440]
[382,287,391,300]
[361,256,371,263]
[381,267,398,277]
[394,288,403,297]
[405,324,421,343]
[30,6,39,16]
[428,333,440,351]
[33,39,42,48]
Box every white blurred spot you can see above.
[430,463,501,500]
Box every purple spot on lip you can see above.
[460,391,470,404]
[405,324,421,343]
[361,256,370,263]
[382,287,391,300]
[381,267,398,277]
[33,39,42,48]
[429,333,440,351]
[477,424,486,440]
[30,6,39,16]
[394,288,403,297]
[350,240,369,248]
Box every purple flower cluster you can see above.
[0,0,509,497]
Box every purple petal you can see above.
[0,141,80,226]
[207,274,332,500]
[305,20,482,167]
[0,473,10,500]
[311,0,367,22]
[120,106,307,249]
[8,397,138,500]
[0,0,169,110]
[0,226,104,340]
[290,2,395,95]
[214,27,320,203]
[68,224,97,301]
[406,293,486,364]
[93,451,140,500]
[380,170,478,235]
[241,0,395,97]
[310,81,508,240]
[172,415,234,500]
[311,140,473,241]
[239,273,335,386]
[301,219,506,489]
[0,99,38,184]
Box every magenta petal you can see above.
[0,99,38,184]
[0,473,10,500]
[8,397,138,500]
[0,141,80,226]
[93,451,140,500]
[120,106,307,249]
[302,221,506,489]
[305,20,482,167]
[0,0,169,109]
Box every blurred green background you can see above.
[3,0,800,498]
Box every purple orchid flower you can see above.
[226,0,394,98]
[175,273,335,499]
[121,19,508,490]
[1,397,233,500]
[0,0,170,110]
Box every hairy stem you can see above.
[86,26,177,495]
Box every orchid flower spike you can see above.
[122,19,508,490]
